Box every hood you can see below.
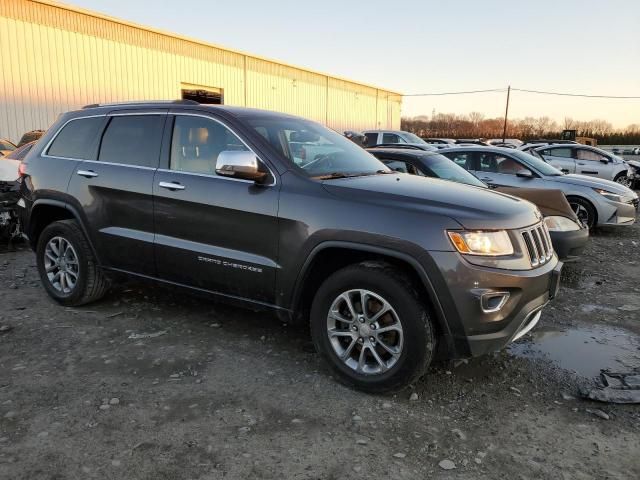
[552,174,636,196]
[322,173,541,230]
[495,187,579,222]
[627,159,640,169]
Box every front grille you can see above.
[521,222,553,267]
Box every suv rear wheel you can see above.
[36,220,109,306]
[310,262,434,392]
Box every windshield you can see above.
[246,116,389,178]
[403,132,427,144]
[421,153,487,188]
[509,149,564,176]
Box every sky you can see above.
[67,0,640,128]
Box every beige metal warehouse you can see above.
[0,0,402,143]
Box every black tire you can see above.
[310,262,434,393]
[36,220,109,306]
[567,196,597,229]
[613,172,632,188]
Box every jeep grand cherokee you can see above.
[18,101,562,392]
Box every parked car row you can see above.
[13,102,568,393]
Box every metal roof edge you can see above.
[28,0,403,97]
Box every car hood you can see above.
[627,159,640,168]
[322,173,541,230]
[549,173,636,196]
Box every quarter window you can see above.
[47,117,104,160]
[170,116,249,175]
[99,115,164,167]
[443,152,473,170]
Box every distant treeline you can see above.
[401,113,640,144]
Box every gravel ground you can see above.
[1,219,639,479]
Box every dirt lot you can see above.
[1,221,639,479]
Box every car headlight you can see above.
[544,216,581,232]
[448,230,514,256]
[593,188,623,203]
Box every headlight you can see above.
[448,230,514,256]
[593,188,623,203]
[544,216,581,232]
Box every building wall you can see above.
[0,0,401,142]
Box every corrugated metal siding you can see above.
[0,0,401,142]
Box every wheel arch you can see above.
[29,199,101,263]
[290,241,453,351]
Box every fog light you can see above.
[480,291,510,313]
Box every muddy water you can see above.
[510,325,640,378]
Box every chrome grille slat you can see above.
[520,221,554,268]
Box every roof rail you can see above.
[82,99,199,109]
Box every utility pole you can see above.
[502,85,511,143]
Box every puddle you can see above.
[509,325,640,378]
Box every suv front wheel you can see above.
[36,220,109,306]
[310,262,434,392]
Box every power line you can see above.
[396,86,640,99]
[511,88,640,99]
[396,88,506,97]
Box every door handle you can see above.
[159,181,185,191]
[77,170,98,178]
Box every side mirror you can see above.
[516,169,534,178]
[599,159,609,164]
[216,151,267,183]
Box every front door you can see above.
[153,113,279,304]
[473,151,549,189]
[574,147,613,179]
[66,111,167,276]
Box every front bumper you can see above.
[425,251,561,358]
[549,228,589,261]
[598,198,637,226]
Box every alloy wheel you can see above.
[569,202,591,228]
[326,289,403,375]
[615,175,632,188]
[44,236,80,294]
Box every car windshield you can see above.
[421,153,487,188]
[0,140,16,151]
[403,132,427,144]
[246,116,389,178]
[510,150,564,176]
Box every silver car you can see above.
[441,147,638,228]
[532,144,632,187]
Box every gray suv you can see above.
[19,101,561,392]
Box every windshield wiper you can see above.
[313,172,359,180]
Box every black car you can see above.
[367,147,589,261]
[19,101,561,392]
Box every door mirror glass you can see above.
[516,168,534,178]
[216,150,267,182]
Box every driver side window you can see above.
[478,153,524,175]
[576,149,607,162]
[170,116,249,175]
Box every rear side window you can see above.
[47,117,104,160]
[364,132,378,146]
[442,151,473,170]
[542,147,573,158]
[99,115,165,168]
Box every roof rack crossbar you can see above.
[82,99,199,109]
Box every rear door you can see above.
[66,110,167,275]
[152,112,279,303]
[574,147,613,179]
[538,146,576,173]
